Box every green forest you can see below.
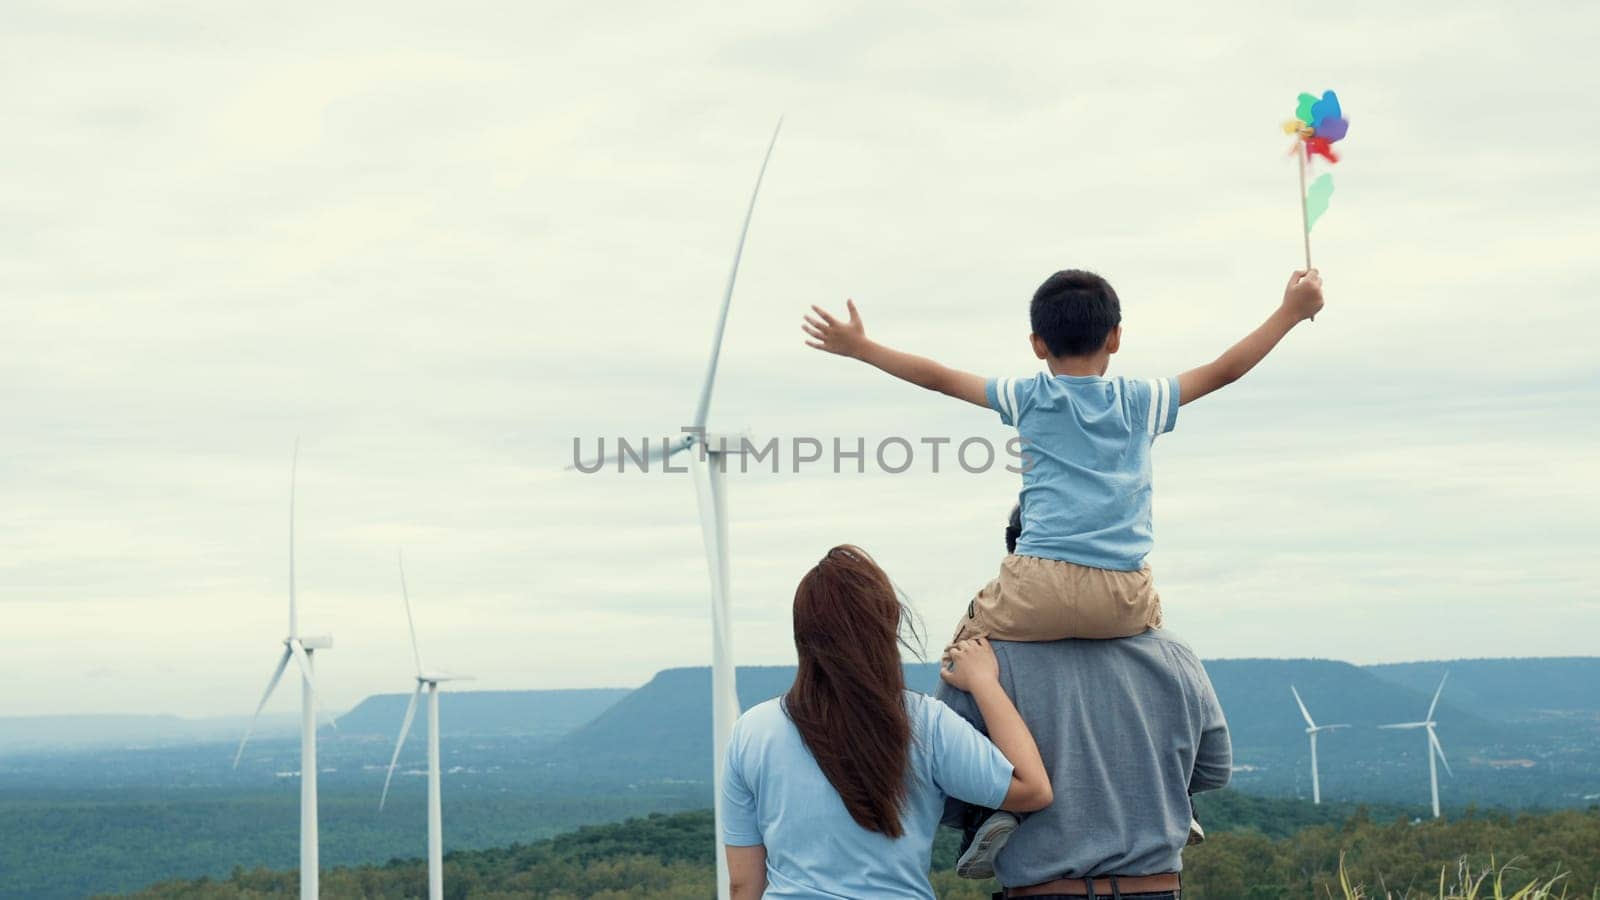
[111,795,1600,899]
[12,658,1598,897]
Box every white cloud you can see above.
[1,0,1595,716]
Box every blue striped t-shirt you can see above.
[987,373,1179,571]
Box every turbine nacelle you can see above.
[691,430,763,456]
[1380,672,1453,818]
[566,120,780,900]
[382,551,472,843]
[1290,684,1346,805]
[234,443,328,900]
[570,429,761,472]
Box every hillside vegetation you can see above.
[112,799,1600,899]
[11,657,1594,897]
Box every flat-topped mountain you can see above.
[545,656,1598,809]
[1366,657,1600,721]
[331,687,630,738]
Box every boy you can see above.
[804,268,1324,873]
[803,268,1324,645]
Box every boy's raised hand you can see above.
[1178,268,1327,407]
[1282,268,1325,321]
[803,300,869,358]
[801,299,990,408]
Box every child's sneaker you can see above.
[1186,816,1206,845]
[956,811,1020,880]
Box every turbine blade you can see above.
[288,639,327,721]
[379,685,423,811]
[1430,728,1453,778]
[1380,722,1428,729]
[691,118,783,431]
[233,648,293,768]
[1426,671,1449,721]
[289,438,299,639]
[398,552,423,676]
[566,436,690,472]
[1290,685,1317,729]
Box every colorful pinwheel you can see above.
[1282,89,1350,268]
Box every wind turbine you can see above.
[379,553,472,900]
[570,119,781,900]
[1290,685,1349,805]
[233,441,333,900]
[1380,672,1453,818]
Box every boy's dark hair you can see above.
[1030,270,1122,357]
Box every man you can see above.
[934,506,1231,899]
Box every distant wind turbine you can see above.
[1380,672,1453,818]
[1290,685,1349,805]
[379,553,472,900]
[233,441,333,900]
[570,120,781,900]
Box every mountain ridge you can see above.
[331,687,630,738]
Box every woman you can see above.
[720,545,1053,899]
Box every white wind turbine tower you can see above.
[233,442,333,900]
[571,120,781,900]
[1290,685,1349,805]
[1380,672,1453,818]
[379,553,472,900]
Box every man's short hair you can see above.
[1005,502,1022,554]
[1030,270,1122,357]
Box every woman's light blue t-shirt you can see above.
[987,373,1180,571]
[720,691,1014,900]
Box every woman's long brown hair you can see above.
[784,545,922,838]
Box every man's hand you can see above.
[803,300,869,358]
[941,638,1001,693]
[1281,268,1325,322]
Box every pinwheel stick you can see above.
[1296,149,1312,270]
[1296,149,1317,322]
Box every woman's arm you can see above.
[941,638,1053,812]
[726,844,767,900]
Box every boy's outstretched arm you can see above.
[804,300,989,408]
[1178,269,1324,406]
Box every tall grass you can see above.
[1337,855,1595,900]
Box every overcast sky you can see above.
[3,1,1595,718]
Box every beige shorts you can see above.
[950,553,1163,645]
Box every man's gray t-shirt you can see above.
[935,629,1231,887]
